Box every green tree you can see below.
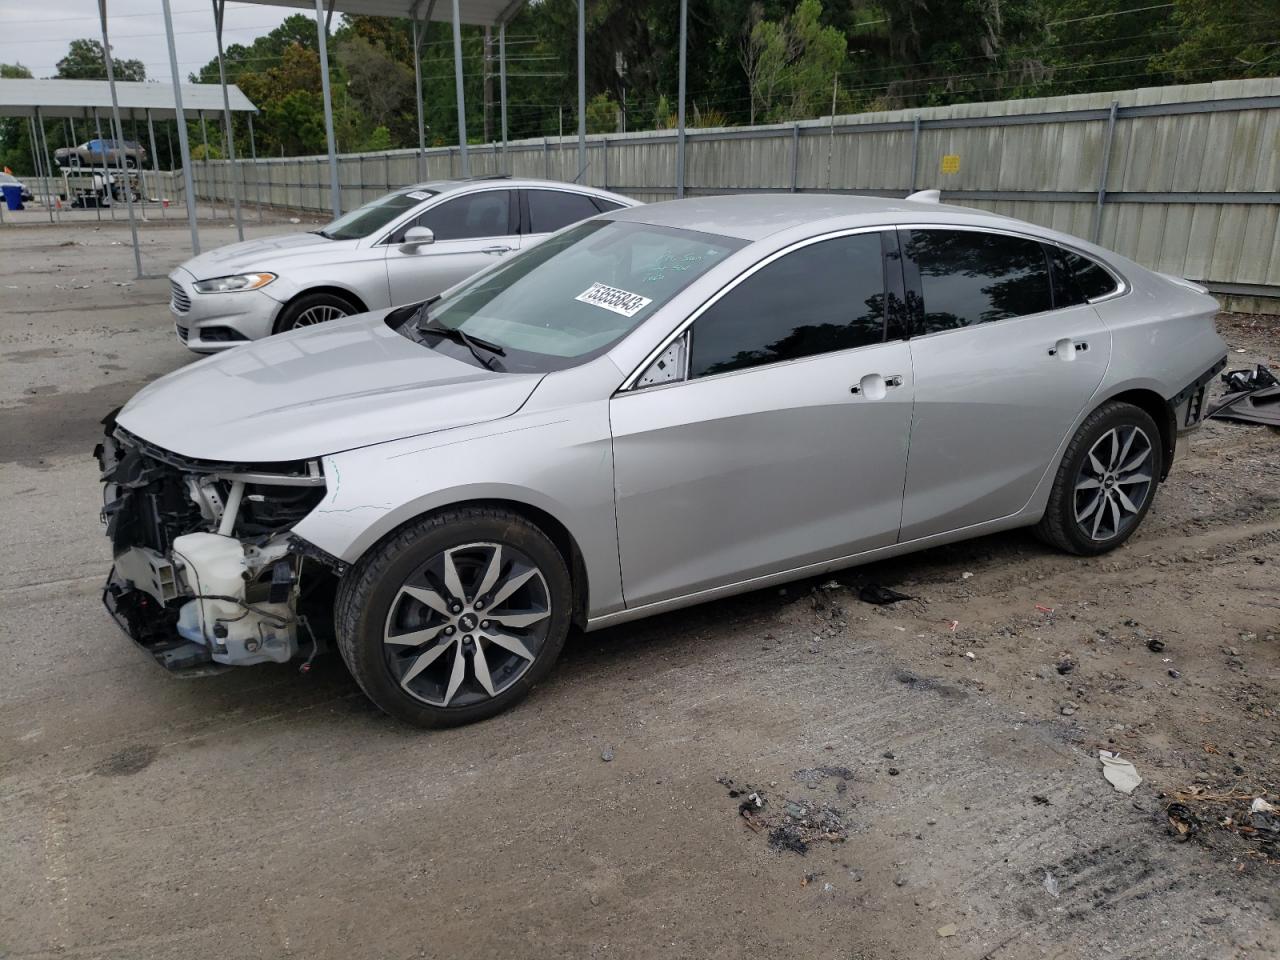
[585,92,620,133]
[56,38,145,81]
[1153,0,1279,82]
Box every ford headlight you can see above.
[193,272,277,293]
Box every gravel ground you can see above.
[0,221,1276,959]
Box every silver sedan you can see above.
[102,192,1226,727]
[167,177,638,352]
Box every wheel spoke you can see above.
[442,549,465,603]
[1117,472,1151,486]
[1091,496,1108,539]
[385,623,446,647]
[486,609,549,628]
[1108,497,1121,535]
[400,639,454,687]
[476,545,503,600]
[490,567,536,607]
[1077,490,1104,522]
[1076,476,1102,491]
[1106,429,1123,471]
[472,643,496,696]
[401,585,451,616]
[1087,450,1107,476]
[485,630,535,661]
[442,643,467,705]
[1119,450,1149,475]
[1114,427,1136,472]
[1114,487,1139,514]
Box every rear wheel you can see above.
[335,507,572,728]
[1036,401,1163,555]
[274,291,359,333]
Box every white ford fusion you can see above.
[102,192,1226,727]
[167,177,637,352]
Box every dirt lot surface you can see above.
[0,221,1277,960]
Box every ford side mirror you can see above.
[402,226,435,248]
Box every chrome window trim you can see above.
[617,224,893,394]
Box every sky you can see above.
[0,1,297,81]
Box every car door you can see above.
[522,188,618,251]
[897,227,1112,541]
[610,230,915,608]
[384,188,518,305]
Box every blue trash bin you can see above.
[2,184,23,211]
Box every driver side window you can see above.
[391,190,514,243]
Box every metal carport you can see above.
[0,76,258,277]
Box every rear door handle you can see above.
[850,374,903,397]
[1048,339,1088,357]
[481,245,513,255]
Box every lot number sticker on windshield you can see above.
[575,282,653,318]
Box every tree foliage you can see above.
[56,39,145,82]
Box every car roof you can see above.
[401,177,635,203]
[602,192,1019,241]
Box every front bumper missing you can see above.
[103,567,226,675]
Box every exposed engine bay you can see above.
[96,412,337,672]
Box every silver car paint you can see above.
[118,193,1225,632]
[169,179,639,352]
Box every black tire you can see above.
[334,507,573,728]
[274,291,359,334]
[1035,401,1163,556]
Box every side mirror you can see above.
[402,225,435,248]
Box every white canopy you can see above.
[0,79,257,120]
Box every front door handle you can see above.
[481,245,512,255]
[850,374,903,398]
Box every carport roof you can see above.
[230,0,526,27]
[0,79,257,120]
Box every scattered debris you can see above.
[1032,794,1051,806]
[1166,802,1201,841]
[964,650,976,660]
[1209,364,1280,427]
[1042,870,1060,898]
[601,746,614,762]
[1035,604,1055,614]
[1146,637,1165,652]
[1056,657,1075,675]
[937,923,957,937]
[288,217,302,223]
[1099,750,1142,795]
[961,571,974,580]
[858,583,914,605]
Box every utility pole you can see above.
[483,26,493,144]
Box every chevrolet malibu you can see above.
[99,193,1226,727]
[168,177,637,352]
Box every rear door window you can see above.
[903,229,1053,333]
[526,189,604,234]
[689,232,887,378]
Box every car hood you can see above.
[178,231,356,280]
[117,311,543,463]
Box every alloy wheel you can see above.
[293,304,348,327]
[382,542,552,708]
[1073,424,1154,541]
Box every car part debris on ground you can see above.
[719,773,851,856]
[858,583,914,605]
[1208,363,1280,427]
[1099,750,1142,794]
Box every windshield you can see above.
[407,219,745,372]
[318,187,436,240]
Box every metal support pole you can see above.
[602,137,608,190]
[162,0,200,253]
[28,116,53,222]
[82,110,101,221]
[38,111,61,222]
[146,109,165,219]
[576,0,586,179]
[450,0,470,177]
[248,113,263,221]
[543,136,549,178]
[93,109,114,221]
[213,0,244,240]
[909,115,920,193]
[412,16,426,181]
[1093,99,1119,245]
[675,0,687,198]
[790,122,799,192]
[314,0,341,217]
[99,0,143,278]
[131,115,149,219]
[499,21,508,173]
[199,112,215,219]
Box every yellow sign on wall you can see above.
[940,154,961,174]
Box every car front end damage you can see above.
[95,415,340,673]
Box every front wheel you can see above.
[274,291,358,334]
[335,507,573,727]
[1035,401,1163,555]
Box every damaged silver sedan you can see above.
[98,193,1227,727]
